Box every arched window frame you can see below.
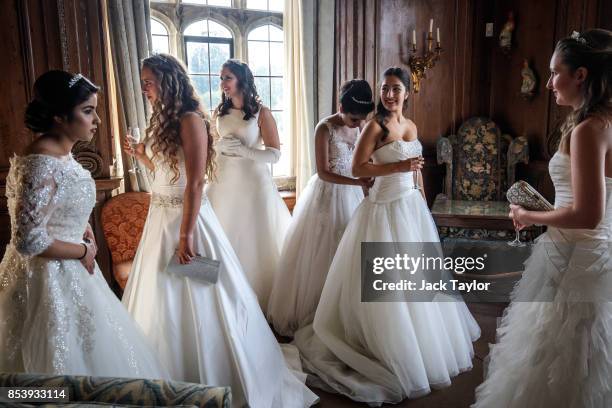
[150,10,179,56]
[246,20,287,177]
[183,18,235,114]
[150,1,292,184]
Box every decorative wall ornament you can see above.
[73,140,104,178]
[499,11,515,55]
[520,59,537,100]
[403,19,442,93]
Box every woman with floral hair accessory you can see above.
[474,28,612,408]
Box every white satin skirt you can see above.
[123,187,317,408]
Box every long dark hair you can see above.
[25,70,99,133]
[142,53,215,183]
[375,67,412,140]
[215,59,261,120]
[339,79,375,115]
[555,29,612,154]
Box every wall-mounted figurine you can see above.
[520,58,537,100]
[499,11,515,54]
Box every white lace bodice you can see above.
[216,108,262,148]
[322,120,358,177]
[5,154,95,256]
[549,152,612,239]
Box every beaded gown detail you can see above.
[0,154,166,379]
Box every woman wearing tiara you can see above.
[206,59,291,309]
[473,29,612,408]
[122,54,317,408]
[267,79,374,336]
[0,70,166,379]
[294,67,480,405]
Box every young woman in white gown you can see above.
[294,67,481,406]
[206,59,291,309]
[473,29,612,408]
[0,71,166,379]
[268,79,374,336]
[121,54,318,408]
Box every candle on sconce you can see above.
[412,29,417,48]
[429,19,434,33]
[437,27,440,43]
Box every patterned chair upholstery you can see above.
[0,372,230,407]
[432,117,530,240]
[101,192,150,290]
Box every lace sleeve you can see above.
[13,156,60,256]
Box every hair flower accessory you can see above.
[571,31,587,45]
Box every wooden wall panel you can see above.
[334,0,607,204]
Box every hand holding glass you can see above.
[126,127,141,174]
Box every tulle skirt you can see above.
[0,245,167,379]
[472,228,612,408]
[294,188,481,406]
[122,194,318,408]
[268,175,364,336]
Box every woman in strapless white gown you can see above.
[294,67,481,406]
[473,29,612,408]
[206,59,291,309]
[0,70,166,379]
[267,80,374,337]
[122,55,318,408]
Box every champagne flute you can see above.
[507,223,526,247]
[127,127,141,174]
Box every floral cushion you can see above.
[0,373,230,408]
[453,117,509,201]
[100,192,151,289]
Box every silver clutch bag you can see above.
[165,255,220,284]
[506,180,554,211]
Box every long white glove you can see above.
[216,137,280,164]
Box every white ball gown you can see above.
[0,154,166,378]
[268,119,364,336]
[122,141,318,408]
[294,140,481,405]
[473,152,612,408]
[206,108,291,309]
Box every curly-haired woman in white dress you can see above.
[122,54,317,408]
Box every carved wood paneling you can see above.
[333,0,607,205]
[0,0,117,260]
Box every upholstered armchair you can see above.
[432,117,530,240]
[101,192,150,290]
